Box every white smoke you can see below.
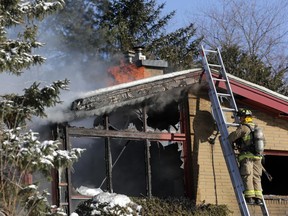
[2,24,114,126]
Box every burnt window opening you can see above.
[70,138,184,197]
[93,100,181,132]
[68,100,185,204]
[262,155,288,196]
[104,139,147,196]
[150,142,184,198]
[147,101,180,131]
[93,107,143,131]
[70,137,106,189]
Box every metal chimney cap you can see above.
[133,46,145,51]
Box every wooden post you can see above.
[104,115,113,192]
[23,173,33,184]
[64,124,72,214]
[143,106,152,198]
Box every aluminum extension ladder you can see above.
[201,45,269,216]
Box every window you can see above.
[262,154,288,195]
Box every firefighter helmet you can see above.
[237,108,253,117]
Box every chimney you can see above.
[126,46,168,78]
[134,46,146,61]
[126,50,135,63]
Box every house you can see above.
[52,51,288,215]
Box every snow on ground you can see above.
[76,186,103,196]
[70,186,142,216]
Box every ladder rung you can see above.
[226,122,239,127]
[217,93,231,97]
[222,108,236,112]
[204,49,217,53]
[213,77,226,82]
[208,63,221,68]
[59,182,68,186]
[60,202,69,206]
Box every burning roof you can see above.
[71,69,203,117]
[69,67,288,119]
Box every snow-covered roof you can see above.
[71,68,288,116]
[227,73,288,115]
[228,73,288,103]
[70,68,202,117]
[77,68,200,99]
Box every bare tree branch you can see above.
[195,0,288,70]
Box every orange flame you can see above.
[108,60,145,85]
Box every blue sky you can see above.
[156,0,287,49]
[156,0,219,29]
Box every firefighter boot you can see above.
[245,197,255,205]
[255,198,263,205]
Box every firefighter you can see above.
[228,108,263,205]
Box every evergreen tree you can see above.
[0,1,84,215]
[221,45,288,95]
[53,0,202,71]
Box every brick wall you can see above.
[251,110,288,151]
[188,93,288,215]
